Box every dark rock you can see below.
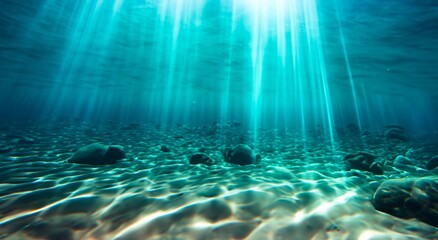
[343,152,382,174]
[372,178,438,227]
[228,121,241,127]
[345,123,360,134]
[68,143,126,165]
[106,145,126,162]
[189,153,213,166]
[393,155,417,171]
[334,127,345,137]
[369,162,384,175]
[160,145,171,152]
[361,130,372,136]
[224,144,261,166]
[385,128,409,142]
[120,123,140,130]
[426,155,438,170]
[384,124,405,131]
[0,144,12,154]
[394,155,413,165]
[13,137,35,144]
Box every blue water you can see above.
[0,0,437,134]
[1,1,438,238]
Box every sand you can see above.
[0,121,437,240]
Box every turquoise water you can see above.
[0,0,437,134]
[1,1,438,239]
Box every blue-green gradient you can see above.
[0,0,437,134]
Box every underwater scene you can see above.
[0,0,438,239]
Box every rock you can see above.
[106,145,126,162]
[224,144,261,165]
[384,124,405,131]
[369,162,384,175]
[68,143,126,165]
[394,155,413,166]
[19,137,35,144]
[160,145,171,152]
[345,123,360,134]
[372,178,438,227]
[343,152,382,175]
[12,137,35,144]
[228,121,241,127]
[393,155,418,172]
[426,155,438,170]
[189,153,213,166]
[361,130,372,136]
[385,128,409,142]
[120,123,140,130]
[0,144,12,154]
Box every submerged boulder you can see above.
[0,144,12,154]
[372,178,438,227]
[345,123,360,135]
[343,152,383,175]
[385,128,409,142]
[426,155,438,170]
[189,153,214,166]
[68,143,126,165]
[160,145,171,153]
[224,144,261,166]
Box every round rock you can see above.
[224,144,261,166]
[426,155,438,170]
[372,178,438,227]
[189,153,214,166]
[68,143,126,165]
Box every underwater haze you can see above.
[1,0,438,239]
[0,0,437,133]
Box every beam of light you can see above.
[235,0,335,145]
[302,0,335,145]
[113,0,124,14]
[220,1,239,135]
[248,0,268,142]
[288,1,307,138]
[155,0,206,125]
[336,4,362,130]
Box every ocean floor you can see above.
[0,121,437,240]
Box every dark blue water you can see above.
[0,0,437,134]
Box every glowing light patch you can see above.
[358,230,388,240]
[113,0,123,13]
[311,191,357,215]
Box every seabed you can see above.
[0,121,437,239]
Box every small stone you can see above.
[345,123,360,134]
[361,130,372,136]
[224,144,261,166]
[160,145,171,152]
[189,153,213,166]
[120,123,140,130]
[343,152,380,174]
[68,143,126,165]
[385,128,409,141]
[384,125,405,131]
[394,155,412,165]
[369,162,383,175]
[426,155,438,170]
[15,137,35,144]
[0,144,12,154]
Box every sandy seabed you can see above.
[0,121,437,240]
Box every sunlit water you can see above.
[0,0,437,239]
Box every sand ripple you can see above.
[0,122,437,239]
